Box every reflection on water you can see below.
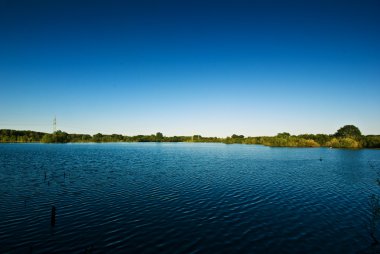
[0,143,380,253]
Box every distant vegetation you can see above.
[1,125,380,148]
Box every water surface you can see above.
[1,143,380,253]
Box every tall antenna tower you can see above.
[53,116,57,133]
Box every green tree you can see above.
[41,134,53,143]
[156,132,163,142]
[277,132,291,138]
[231,134,244,139]
[326,137,360,148]
[92,133,103,142]
[334,125,362,139]
[54,130,69,143]
[192,135,202,142]
[364,136,380,148]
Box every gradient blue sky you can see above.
[1,0,379,136]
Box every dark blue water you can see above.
[1,143,380,253]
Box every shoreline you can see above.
[1,141,380,150]
[1,126,380,149]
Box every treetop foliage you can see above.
[1,125,379,148]
[334,125,362,138]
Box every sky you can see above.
[0,0,379,137]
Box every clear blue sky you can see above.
[1,0,379,136]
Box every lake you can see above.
[0,143,380,253]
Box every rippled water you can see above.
[1,143,380,253]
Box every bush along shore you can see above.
[0,125,379,149]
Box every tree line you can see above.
[1,125,379,148]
